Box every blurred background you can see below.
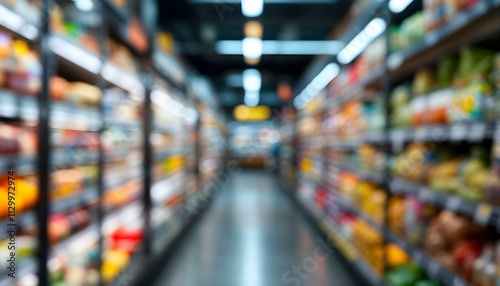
[1,0,500,285]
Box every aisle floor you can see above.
[154,170,359,286]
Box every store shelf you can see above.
[101,0,128,22]
[330,163,386,185]
[390,178,500,229]
[0,4,39,41]
[0,210,37,239]
[326,131,387,149]
[105,117,142,130]
[297,195,385,286]
[330,190,471,286]
[153,51,186,93]
[0,154,36,174]
[51,187,99,214]
[102,62,145,94]
[388,1,500,80]
[327,66,384,109]
[384,231,470,286]
[52,150,99,167]
[0,89,101,130]
[52,202,142,257]
[155,146,189,160]
[49,35,102,79]
[153,124,185,135]
[389,122,496,144]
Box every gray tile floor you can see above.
[154,170,358,286]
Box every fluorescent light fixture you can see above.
[389,0,414,13]
[0,5,39,40]
[242,37,262,59]
[102,62,145,94]
[49,36,102,74]
[293,95,307,110]
[244,21,263,38]
[243,69,261,92]
[242,0,263,17]
[337,18,386,64]
[294,63,339,110]
[244,90,260,107]
[216,40,343,55]
[75,0,95,11]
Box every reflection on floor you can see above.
[154,170,359,286]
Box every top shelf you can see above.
[388,1,500,81]
[0,4,39,41]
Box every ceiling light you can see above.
[242,0,263,17]
[293,96,307,110]
[242,37,262,59]
[243,69,261,92]
[74,0,95,12]
[295,63,339,109]
[389,0,414,13]
[244,90,260,107]
[310,63,339,91]
[244,21,263,38]
[215,40,343,55]
[337,18,386,64]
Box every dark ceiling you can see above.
[157,0,352,112]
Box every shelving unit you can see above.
[293,1,500,286]
[0,1,224,286]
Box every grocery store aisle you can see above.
[154,170,359,286]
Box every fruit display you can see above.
[384,262,439,286]
[0,31,41,95]
[352,219,385,274]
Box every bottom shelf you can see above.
[296,196,386,286]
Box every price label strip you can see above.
[415,127,428,142]
[450,124,468,141]
[419,188,435,202]
[468,122,487,142]
[474,203,493,226]
[446,196,462,212]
